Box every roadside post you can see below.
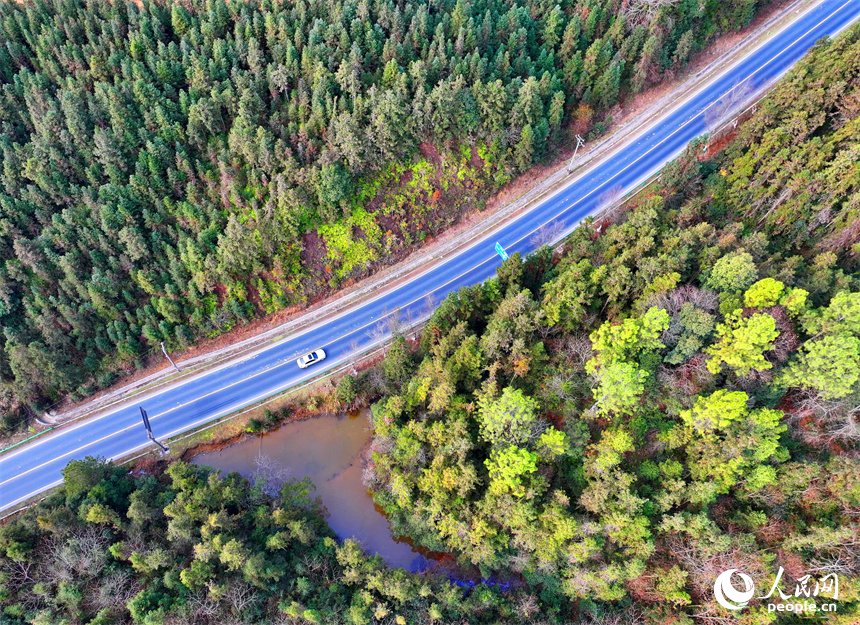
[160,342,181,373]
[567,134,585,173]
[139,406,169,454]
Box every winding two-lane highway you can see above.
[2,0,858,513]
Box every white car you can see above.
[297,348,326,369]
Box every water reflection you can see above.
[193,411,434,572]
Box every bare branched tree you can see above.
[595,184,625,223]
[578,605,647,625]
[514,593,540,619]
[542,366,581,405]
[558,334,594,370]
[791,391,860,444]
[368,319,388,352]
[348,338,361,372]
[530,220,567,248]
[95,570,140,610]
[386,306,406,335]
[253,453,292,496]
[401,305,420,339]
[704,78,757,133]
[362,460,380,488]
[0,559,35,592]
[647,284,719,315]
[224,582,259,615]
[622,0,682,29]
[186,589,220,619]
[422,293,439,319]
[805,554,858,576]
[667,535,770,612]
[44,526,111,584]
[300,551,326,573]
[363,365,388,396]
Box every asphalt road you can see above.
[2,0,858,513]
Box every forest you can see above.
[0,457,545,625]
[362,22,860,623]
[0,0,768,428]
[2,20,859,625]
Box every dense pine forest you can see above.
[2,20,859,625]
[0,0,768,427]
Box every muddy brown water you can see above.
[193,411,434,572]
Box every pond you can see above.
[193,411,435,572]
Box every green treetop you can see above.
[705,312,779,375]
[477,386,540,447]
[587,307,670,366]
[680,389,749,433]
[485,445,539,497]
[706,251,758,293]
[743,277,785,308]
[781,334,860,400]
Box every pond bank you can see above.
[192,410,437,572]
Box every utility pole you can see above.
[160,342,180,373]
[139,406,169,454]
[567,135,585,173]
